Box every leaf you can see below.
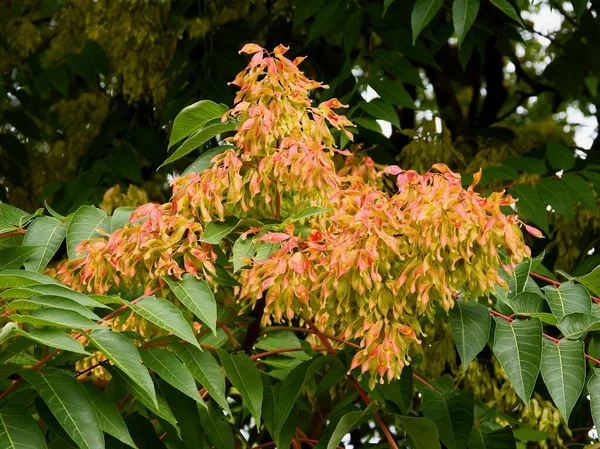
[10,308,104,330]
[358,100,400,128]
[343,8,363,56]
[369,50,423,87]
[468,426,516,449]
[232,236,258,273]
[323,408,372,449]
[0,246,39,270]
[200,218,242,244]
[88,329,157,408]
[22,369,104,449]
[561,173,597,211]
[546,142,575,171]
[306,0,344,43]
[536,179,573,221]
[510,185,549,234]
[14,328,89,355]
[589,368,600,432]
[423,390,474,449]
[449,301,490,368]
[508,258,532,297]
[128,296,200,349]
[377,365,413,414]
[162,275,217,335]
[0,404,48,449]
[396,416,441,449]
[411,0,444,43]
[183,145,233,175]
[452,0,480,46]
[540,339,585,422]
[0,322,16,345]
[159,121,237,169]
[369,78,415,108]
[23,217,68,272]
[489,0,524,25]
[273,356,342,443]
[110,207,135,232]
[557,313,600,339]
[199,401,235,449]
[218,349,263,424]
[509,291,546,314]
[108,367,178,429]
[289,206,333,221]
[256,331,311,361]
[2,284,110,310]
[66,206,109,260]
[169,342,230,413]
[493,317,542,403]
[9,295,101,320]
[81,383,138,449]
[169,100,228,149]
[0,269,62,288]
[0,204,39,234]
[159,383,204,449]
[108,145,143,184]
[140,347,204,406]
[542,283,591,319]
[570,265,600,297]
[170,342,230,413]
[293,0,325,24]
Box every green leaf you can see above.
[0,404,48,449]
[561,173,597,211]
[323,408,372,449]
[81,383,138,449]
[411,0,444,43]
[169,100,228,149]
[536,179,573,221]
[108,145,143,184]
[358,100,400,128]
[199,218,240,244]
[14,328,89,355]
[159,121,237,169]
[369,50,423,87]
[448,301,490,368]
[110,207,135,232]
[159,383,204,449]
[589,368,600,432]
[369,78,415,108]
[508,258,532,298]
[489,0,523,25]
[23,217,68,272]
[492,317,542,404]
[88,329,157,408]
[9,295,101,320]
[0,204,39,234]
[140,347,204,406]
[108,367,178,429]
[128,296,200,349]
[256,331,311,361]
[217,350,263,424]
[570,265,600,297]
[509,291,546,314]
[540,339,585,422]
[452,0,480,46]
[343,8,363,56]
[0,322,16,345]
[557,313,600,339]
[22,369,104,449]
[232,236,258,273]
[66,206,109,260]
[542,283,591,319]
[396,416,441,449]
[199,401,235,449]
[183,145,233,175]
[162,275,217,335]
[10,308,104,330]
[306,0,344,43]
[293,0,325,24]
[273,356,342,443]
[2,284,110,310]
[170,342,230,414]
[0,246,39,270]
[510,185,549,234]
[423,390,474,449]
[289,206,333,221]
[468,426,516,449]
[546,142,575,171]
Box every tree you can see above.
[1,0,600,447]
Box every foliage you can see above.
[1,0,600,448]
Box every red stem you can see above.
[0,229,26,238]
